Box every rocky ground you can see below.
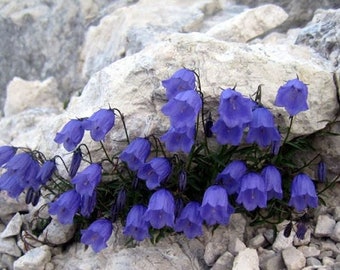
[0,0,340,269]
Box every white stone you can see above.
[248,233,267,249]
[228,236,246,256]
[297,246,321,258]
[0,236,22,257]
[314,214,336,237]
[206,4,288,42]
[272,230,295,252]
[4,77,62,116]
[294,228,311,246]
[38,218,76,245]
[282,246,306,270]
[211,250,234,270]
[13,245,51,270]
[232,248,259,270]
[0,192,28,218]
[0,212,22,238]
[331,222,340,242]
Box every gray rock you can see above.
[332,222,340,242]
[282,246,306,270]
[306,257,322,267]
[333,207,340,222]
[0,253,16,270]
[260,253,285,270]
[38,218,75,245]
[263,229,275,244]
[272,230,295,252]
[248,233,267,249]
[293,228,311,246]
[232,248,259,270]
[297,246,321,258]
[0,192,28,218]
[13,245,51,270]
[0,236,22,257]
[322,256,335,266]
[211,250,234,270]
[0,212,22,238]
[228,236,247,256]
[315,215,336,237]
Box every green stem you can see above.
[282,116,294,146]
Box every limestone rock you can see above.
[228,236,247,256]
[331,222,340,242]
[260,253,285,270]
[0,236,22,257]
[297,246,321,258]
[232,248,259,270]
[13,245,51,270]
[272,230,295,252]
[206,4,288,42]
[39,219,76,245]
[0,192,28,218]
[315,215,336,237]
[211,250,234,270]
[0,212,22,238]
[282,246,306,270]
[4,77,62,116]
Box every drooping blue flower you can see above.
[54,119,85,152]
[178,170,187,192]
[175,201,203,239]
[296,221,308,240]
[200,185,234,226]
[160,126,195,153]
[274,78,309,116]
[143,189,175,229]
[69,148,82,178]
[261,165,283,200]
[246,107,281,148]
[317,161,326,182]
[236,172,267,211]
[162,68,196,100]
[48,189,81,224]
[80,192,97,217]
[36,159,57,185]
[0,146,17,167]
[288,173,318,212]
[123,204,150,241]
[25,187,41,206]
[119,137,151,171]
[116,189,127,212]
[215,160,247,195]
[0,171,25,198]
[71,163,102,196]
[161,90,202,129]
[211,119,244,146]
[137,157,172,190]
[218,89,253,128]
[83,109,115,141]
[81,219,113,253]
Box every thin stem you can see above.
[114,108,130,144]
[282,116,294,146]
[79,144,92,163]
[54,155,69,174]
[99,141,113,165]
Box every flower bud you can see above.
[116,189,126,211]
[317,161,326,182]
[178,170,187,192]
[69,148,82,178]
[31,189,41,206]
[204,114,213,138]
[25,187,34,204]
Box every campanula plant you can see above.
[0,67,337,254]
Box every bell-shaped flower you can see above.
[215,160,247,195]
[143,189,175,229]
[71,163,102,196]
[36,159,57,185]
[162,68,196,100]
[81,219,113,253]
[261,165,283,200]
[25,187,41,206]
[0,171,25,198]
[0,146,17,167]
[317,161,326,182]
[175,201,203,239]
[137,157,172,190]
[288,173,318,212]
[160,126,195,153]
[211,119,244,146]
[218,89,253,128]
[69,148,82,178]
[80,192,97,217]
[83,109,115,141]
[119,137,151,171]
[274,78,309,116]
[49,189,81,224]
[161,90,202,129]
[178,170,187,192]
[236,172,267,211]
[54,119,85,151]
[123,204,150,241]
[246,107,281,148]
[200,185,234,226]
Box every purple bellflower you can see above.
[36,159,56,185]
[246,107,281,148]
[200,185,234,226]
[71,163,102,196]
[81,218,113,253]
[162,68,196,100]
[143,189,175,229]
[274,78,309,116]
[54,119,85,152]
[123,204,150,241]
[211,119,244,146]
[160,126,195,153]
[215,160,247,195]
[119,137,151,171]
[80,192,97,217]
[84,109,115,141]
[49,189,81,224]
[218,89,253,128]
[0,146,17,167]
[175,201,203,239]
[161,90,202,129]
[137,157,172,190]
[236,172,267,211]
[317,161,326,182]
[69,148,82,178]
[261,165,283,200]
[289,173,318,212]
[178,170,187,192]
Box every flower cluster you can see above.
[0,68,330,254]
